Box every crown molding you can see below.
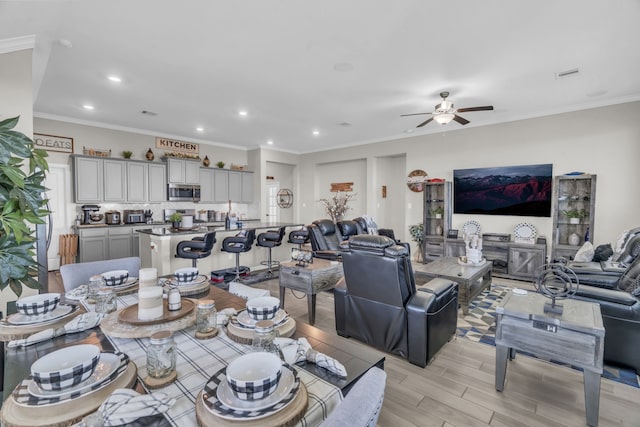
[0,35,35,54]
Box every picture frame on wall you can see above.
[33,133,74,153]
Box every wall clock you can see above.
[407,169,428,192]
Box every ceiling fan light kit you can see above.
[402,91,493,128]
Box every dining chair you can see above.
[59,257,141,291]
[319,367,387,427]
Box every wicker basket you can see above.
[83,147,111,157]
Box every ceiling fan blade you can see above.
[453,115,470,125]
[401,112,432,117]
[417,117,434,127]
[456,106,494,113]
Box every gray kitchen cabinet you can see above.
[167,158,200,184]
[229,170,254,202]
[108,227,132,259]
[199,168,214,203]
[508,244,547,280]
[126,162,148,202]
[103,159,127,202]
[148,163,167,202]
[78,228,108,263]
[131,226,146,257]
[213,169,229,202]
[73,156,103,203]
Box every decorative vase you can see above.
[569,218,580,225]
[435,225,443,235]
[568,233,581,246]
[203,156,210,167]
[172,221,180,229]
[146,148,154,161]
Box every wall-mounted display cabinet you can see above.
[422,181,452,262]
[551,175,596,260]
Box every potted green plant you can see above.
[169,212,182,229]
[216,161,225,169]
[562,209,586,224]
[409,222,424,262]
[431,206,445,219]
[0,116,49,297]
[122,150,133,159]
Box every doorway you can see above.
[44,164,73,270]
[266,181,279,222]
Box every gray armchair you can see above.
[334,235,458,367]
[60,257,141,291]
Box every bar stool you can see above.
[175,232,216,268]
[288,227,309,249]
[257,226,287,276]
[222,229,256,281]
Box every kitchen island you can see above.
[137,222,304,276]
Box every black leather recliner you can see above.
[570,256,640,374]
[567,228,640,289]
[335,219,360,241]
[334,235,458,367]
[308,219,343,260]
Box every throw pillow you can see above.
[593,243,614,262]
[574,242,595,262]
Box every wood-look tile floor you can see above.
[49,272,640,427]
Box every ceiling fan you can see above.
[401,91,493,127]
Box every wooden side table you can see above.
[495,291,605,427]
[279,259,343,325]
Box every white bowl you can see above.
[246,296,280,321]
[226,352,282,401]
[31,344,101,391]
[102,270,129,286]
[15,293,60,316]
[175,267,198,283]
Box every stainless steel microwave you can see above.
[167,184,200,202]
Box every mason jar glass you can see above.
[146,330,176,379]
[251,320,279,354]
[94,287,117,314]
[87,274,105,303]
[196,299,217,334]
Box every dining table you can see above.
[1,284,385,427]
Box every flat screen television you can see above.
[453,164,553,217]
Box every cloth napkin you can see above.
[275,337,347,377]
[7,312,105,348]
[216,307,238,326]
[75,388,176,427]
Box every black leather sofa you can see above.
[308,219,343,260]
[334,235,458,367]
[570,256,640,374]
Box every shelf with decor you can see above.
[551,174,596,260]
[422,181,452,262]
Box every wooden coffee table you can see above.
[416,256,492,314]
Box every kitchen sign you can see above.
[33,133,74,153]
[156,137,199,154]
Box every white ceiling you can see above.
[2,0,640,154]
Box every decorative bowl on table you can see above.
[15,293,60,316]
[175,267,199,284]
[102,270,129,286]
[246,296,280,321]
[30,344,101,391]
[226,352,282,401]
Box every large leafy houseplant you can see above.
[0,116,49,296]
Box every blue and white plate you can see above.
[513,222,537,240]
[202,363,300,421]
[462,220,481,236]
[6,304,74,326]
[236,309,287,328]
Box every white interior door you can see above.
[266,181,279,222]
[44,164,73,270]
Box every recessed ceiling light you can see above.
[267,139,273,145]
[404,129,415,134]
[312,130,320,136]
[83,104,94,110]
[238,110,248,117]
[57,39,73,48]
[107,75,122,83]
[196,127,204,132]
[333,62,354,72]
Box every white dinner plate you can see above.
[27,352,121,398]
[216,364,295,411]
[7,304,73,325]
[236,309,287,328]
[462,220,481,236]
[202,363,300,421]
[172,274,208,286]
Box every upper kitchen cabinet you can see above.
[228,171,254,202]
[73,155,103,203]
[166,158,200,184]
[126,162,148,202]
[148,163,167,202]
[199,168,215,203]
[103,159,127,202]
[213,169,229,202]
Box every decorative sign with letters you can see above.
[33,133,74,153]
[330,182,353,192]
[155,137,199,155]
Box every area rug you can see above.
[457,284,640,388]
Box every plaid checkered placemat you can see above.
[84,292,343,426]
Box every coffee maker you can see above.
[81,204,101,225]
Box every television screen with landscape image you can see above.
[453,164,553,217]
